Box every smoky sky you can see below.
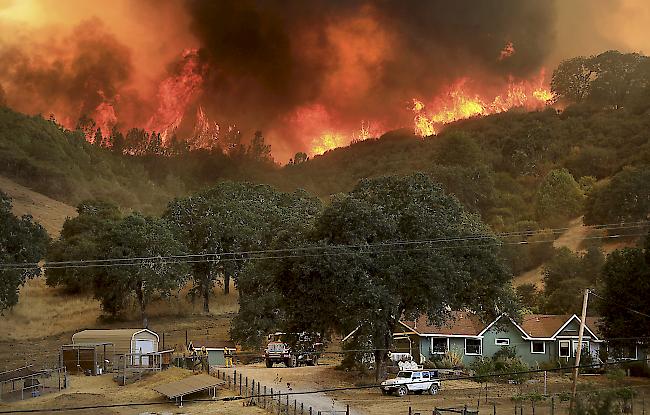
[186,0,556,128]
[0,0,557,159]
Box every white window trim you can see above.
[559,340,571,358]
[465,338,482,356]
[495,338,510,346]
[430,337,450,355]
[530,340,546,354]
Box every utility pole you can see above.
[572,288,590,401]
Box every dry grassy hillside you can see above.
[0,175,77,237]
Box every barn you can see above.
[72,329,159,361]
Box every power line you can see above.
[0,220,646,269]
[1,226,647,271]
[1,357,647,414]
[589,291,650,319]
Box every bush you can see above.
[469,350,529,383]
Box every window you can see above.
[430,338,448,354]
[422,372,430,379]
[559,340,571,358]
[465,339,482,355]
[572,340,589,357]
[531,341,546,354]
[495,338,510,346]
[609,343,637,360]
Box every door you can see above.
[135,339,155,366]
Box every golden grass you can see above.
[0,175,77,237]
[0,278,239,341]
[0,277,101,341]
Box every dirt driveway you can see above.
[226,363,368,415]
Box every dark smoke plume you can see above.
[185,0,556,140]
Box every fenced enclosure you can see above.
[0,366,66,402]
[113,352,164,385]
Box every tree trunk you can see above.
[135,280,147,327]
[224,274,230,295]
[202,277,210,314]
[375,320,396,381]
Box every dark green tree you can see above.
[259,174,513,379]
[0,192,49,311]
[584,166,650,226]
[535,169,584,227]
[95,214,189,322]
[598,234,650,341]
[165,181,321,313]
[47,201,122,293]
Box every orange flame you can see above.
[412,72,552,137]
[145,49,205,144]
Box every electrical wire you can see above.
[1,357,648,414]
[0,226,647,271]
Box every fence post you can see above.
[551,396,554,415]
[346,404,350,415]
[258,383,261,406]
[409,407,412,415]
[234,369,237,385]
[294,399,297,415]
[245,377,248,397]
[239,373,242,395]
[309,407,312,415]
[301,402,304,415]
[493,402,496,415]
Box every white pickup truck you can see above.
[380,370,441,397]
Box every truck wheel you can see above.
[265,359,273,368]
[397,386,408,397]
[428,384,439,395]
[381,389,389,396]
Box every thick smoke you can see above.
[0,19,147,131]
[183,0,556,155]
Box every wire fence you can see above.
[213,368,351,415]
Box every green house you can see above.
[396,312,612,368]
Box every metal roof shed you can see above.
[153,374,225,407]
[72,329,159,359]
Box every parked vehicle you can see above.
[380,370,441,397]
[264,332,323,368]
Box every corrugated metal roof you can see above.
[73,329,154,339]
[153,374,225,399]
[0,366,44,383]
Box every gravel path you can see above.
[224,364,367,415]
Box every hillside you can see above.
[0,175,76,237]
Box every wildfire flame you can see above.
[145,48,205,144]
[412,72,553,136]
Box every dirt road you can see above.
[226,363,367,415]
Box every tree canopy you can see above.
[47,201,189,321]
[233,174,513,378]
[598,234,650,342]
[0,192,49,311]
[164,181,322,313]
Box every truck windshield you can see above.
[397,371,412,378]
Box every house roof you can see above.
[520,315,573,338]
[585,316,603,339]
[518,314,601,340]
[400,311,485,336]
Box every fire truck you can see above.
[264,332,323,368]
